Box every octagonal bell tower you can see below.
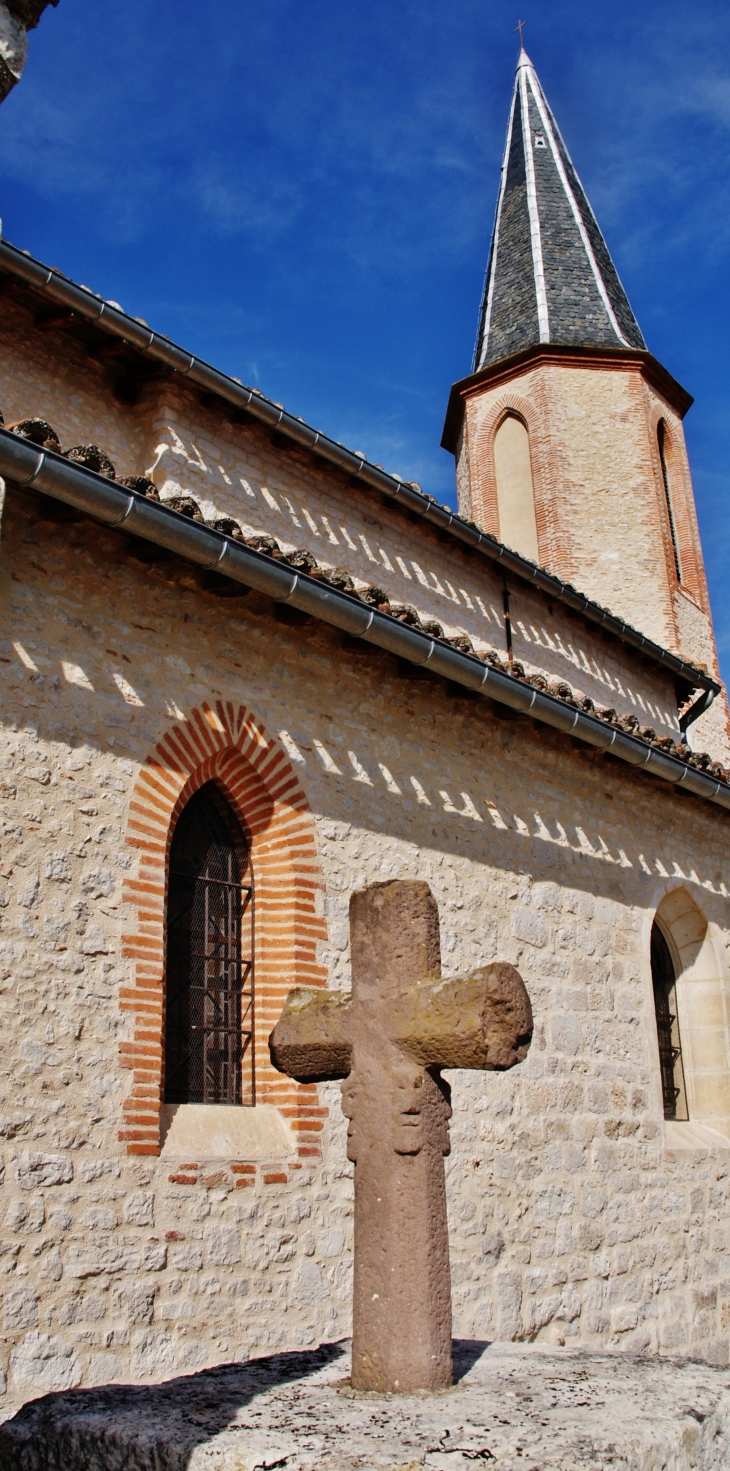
[442,47,726,753]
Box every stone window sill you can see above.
[160,1103,295,1162]
[663,1120,730,1158]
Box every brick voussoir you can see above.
[119,699,323,1154]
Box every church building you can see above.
[0,46,728,1409]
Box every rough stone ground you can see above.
[1,1340,730,1471]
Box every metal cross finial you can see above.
[515,17,526,49]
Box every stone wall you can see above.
[0,296,694,749]
[0,304,729,1417]
[0,474,730,1416]
[0,1,58,104]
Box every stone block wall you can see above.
[0,305,729,1417]
[0,296,692,746]
[0,475,729,1417]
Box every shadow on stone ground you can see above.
[0,1341,490,1471]
[451,1339,490,1382]
[3,1342,730,1471]
[0,1340,347,1471]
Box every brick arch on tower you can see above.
[646,402,707,613]
[119,700,328,1157]
[467,390,559,569]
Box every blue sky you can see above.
[1,1,729,672]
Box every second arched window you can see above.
[493,413,539,563]
[650,920,687,1121]
[164,782,254,1106]
[657,420,682,583]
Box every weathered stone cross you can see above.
[270,879,533,1393]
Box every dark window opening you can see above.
[165,782,254,1106]
[651,921,687,1121]
[657,420,682,583]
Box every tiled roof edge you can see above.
[1,427,728,819]
[0,238,714,699]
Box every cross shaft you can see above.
[270,879,533,1392]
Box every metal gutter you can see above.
[1,427,728,817]
[679,685,716,734]
[0,239,717,703]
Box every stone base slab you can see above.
[2,1340,730,1471]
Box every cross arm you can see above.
[391,962,533,1071]
[269,987,353,1082]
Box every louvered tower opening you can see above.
[650,921,687,1121]
[164,782,254,1106]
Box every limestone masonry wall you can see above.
[0,478,730,1415]
[0,306,730,1417]
[0,299,703,749]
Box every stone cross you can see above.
[269,879,533,1394]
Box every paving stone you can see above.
[2,1340,730,1471]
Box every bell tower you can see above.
[442,47,726,752]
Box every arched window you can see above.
[165,782,254,1106]
[650,920,688,1121]
[493,413,539,562]
[657,420,681,583]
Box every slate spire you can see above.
[475,49,645,371]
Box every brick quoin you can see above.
[120,699,328,1157]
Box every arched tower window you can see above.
[657,420,682,583]
[650,920,688,1121]
[165,782,254,1107]
[493,413,539,562]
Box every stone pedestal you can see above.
[2,1340,730,1470]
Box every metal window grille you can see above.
[164,782,254,1106]
[650,921,687,1121]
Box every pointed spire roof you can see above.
[475,49,645,371]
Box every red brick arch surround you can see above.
[647,403,707,614]
[466,390,556,568]
[119,700,328,1157]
